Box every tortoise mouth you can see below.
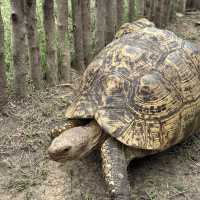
[48,153,68,162]
[48,146,80,162]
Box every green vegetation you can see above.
[0,0,177,94]
[1,0,133,81]
[1,1,12,74]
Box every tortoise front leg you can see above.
[101,138,131,200]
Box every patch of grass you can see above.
[83,193,93,200]
[5,177,30,192]
[3,158,47,193]
[174,184,185,192]
[25,191,34,200]
[146,191,158,200]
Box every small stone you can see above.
[176,13,184,18]
[111,189,116,194]
[107,164,112,169]
[118,173,124,179]
[195,21,200,26]
[109,181,115,186]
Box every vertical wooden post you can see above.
[10,0,27,97]
[82,0,92,66]
[56,0,71,82]
[0,7,7,108]
[105,0,116,44]
[71,0,85,72]
[25,0,43,89]
[116,0,124,29]
[43,0,58,85]
[95,0,106,54]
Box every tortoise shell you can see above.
[66,19,200,151]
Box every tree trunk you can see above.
[71,0,85,72]
[128,0,135,22]
[10,0,27,97]
[177,0,187,13]
[56,0,71,82]
[25,0,43,89]
[187,0,200,10]
[105,0,116,44]
[145,0,154,20]
[192,0,200,9]
[116,0,123,29]
[154,0,161,27]
[162,0,172,27]
[144,0,148,17]
[154,0,177,27]
[0,8,7,108]
[151,0,158,22]
[160,0,166,27]
[82,0,92,66]
[138,0,145,17]
[43,0,57,85]
[95,0,106,54]
[186,0,193,9]
[170,0,177,22]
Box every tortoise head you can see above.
[48,121,103,162]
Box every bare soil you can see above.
[1,12,200,200]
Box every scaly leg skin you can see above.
[101,138,131,200]
[50,120,86,139]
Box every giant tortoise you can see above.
[48,18,200,200]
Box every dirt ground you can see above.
[1,12,200,200]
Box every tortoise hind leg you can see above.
[101,137,131,200]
